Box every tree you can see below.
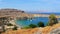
[37,21,44,27]
[29,24,37,28]
[48,14,58,26]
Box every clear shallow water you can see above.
[16,17,49,27]
[16,17,60,27]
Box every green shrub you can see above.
[37,21,44,27]
[12,25,17,30]
[29,24,37,28]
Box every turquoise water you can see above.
[16,17,49,27]
[16,17,60,27]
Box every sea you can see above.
[16,13,60,27]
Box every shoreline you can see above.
[9,19,22,29]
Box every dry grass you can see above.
[2,23,60,34]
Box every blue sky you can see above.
[0,0,60,13]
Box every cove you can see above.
[16,17,49,27]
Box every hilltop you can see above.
[0,9,34,19]
[0,9,24,17]
[0,8,24,13]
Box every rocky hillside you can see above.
[2,23,60,34]
[0,9,34,19]
[0,9,24,17]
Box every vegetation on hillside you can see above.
[23,22,45,29]
[47,14,58,26]
[29,24,37,28]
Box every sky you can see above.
[0,0,60,13]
